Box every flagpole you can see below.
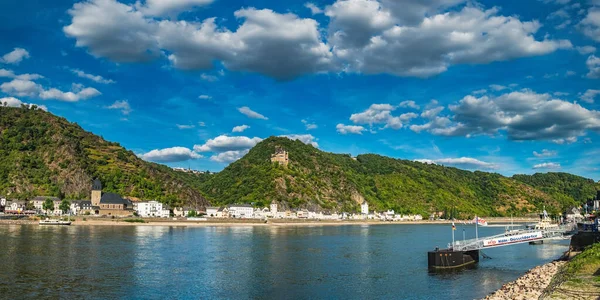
[452,221,455,249]
[475,215,479,241]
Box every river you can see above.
[0,224,569,299]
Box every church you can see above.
[91,179,134,216]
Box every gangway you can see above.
[450,226,572,252]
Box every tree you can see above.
[59,200,71,215]
[187,210,198,217]
[42,198,54,215]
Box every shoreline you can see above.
[0,217,538,227]
[483,257,568,300]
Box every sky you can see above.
[0,0,599,180]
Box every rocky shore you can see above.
[483,260,566,300]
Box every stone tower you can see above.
[91,179,102,206]
[270,147,289,167]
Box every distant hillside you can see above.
[201,137,599,217]
[513,172,599,205]
[0,106,209,208]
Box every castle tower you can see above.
[91,179,102,206]
[270,147,289,167]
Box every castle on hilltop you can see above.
[270,147,289,167]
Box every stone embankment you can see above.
[483,261,566,300]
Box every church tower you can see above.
[91,179,102,206]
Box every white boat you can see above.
[39,218,71,225]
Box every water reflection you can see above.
[0,224,569,299]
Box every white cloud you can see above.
[198,121,206,127]
[0,79,101,102]
[198,94,212,100]
[576,45,596,55]
[336,123,366,134]
[489,84,507,91]
[280,134,319,147]
[565,70,576,76]
[580,89,600,103]
[106,100,131,115]
[552,136,578,144]
[136,0,214,16]
[414,157,497,170]
[200,73,218,82]
[0,48,30,64]
[176,124,195,129]
[0,97,47,111]
[139,146,202,162]
[472,89,487,95]
[301,119,318,130]
[399,100,420,109]
[580,8,600,42]
[232,125,250,133]
[194,135,263,152]
[586,55,600,79]
[238,106,268,120]
[305,2,323,15]
[533,149,557,157]
[63,0,570,80]
[349,103,416,130]
[533,162,561,169]
[210,149,248,163]
[64,0,160,62]
[0,68,43,80]
[410,90,600,142]
[554,92,569,96]
[71,69,115,84]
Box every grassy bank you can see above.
[542,243,600,299]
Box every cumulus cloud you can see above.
[399,100,420,109]
[350,103,417,130]
[0,96,47,111]
[587,55,600,79]
[232,124,249,133]
[210,149,249,163]
[580,8,600,42]
[0,79,101,102]
[410,90,600,142]
[0,48,30,64]
[533,149,557,157]
[414,157,497,169]
[238,106,268,120]
[136,0,214,16]
[302,119,318,130]
[139,146,202,162]
[198,94,212,100]
[489,84,508,91]
[280,134,319,147]
[106,100,132,115]
[533,162,561,169]
[580,89,600,103]
[576,45,596,55]
[194,135,263,152]
[71,69,115,84]
[305,2,323,15]
[0,68,43,81]
[336,123,366,134]
[62,0,571,80]
[331,5,571,77]
[64,0,160,62]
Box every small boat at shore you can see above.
[39,218,71,225]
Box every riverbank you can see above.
[0,217,537,227]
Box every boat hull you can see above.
[39,221,71,225]
[427,249,479,270]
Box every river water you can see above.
[0,224,568,299]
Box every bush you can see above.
[123,218,146,223]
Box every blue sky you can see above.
[1,0,599,180]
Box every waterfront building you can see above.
[32,196,60,214]
[91,179,134,216]
[135,201,170,218]
[270,202,278,216]
[361,201,369,214]
[229,204,254,218]
[206,207,220,217]
[0,196,5,212]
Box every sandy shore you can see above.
[482,260,567,300]
[0,217,537,227]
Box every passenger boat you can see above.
[39,218,71,225]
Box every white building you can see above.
[136,201,170,218]
[206,207,220,217]
[361,201,369,215]
[229,204,254,218]
[270,202,278,216]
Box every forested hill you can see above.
[0,106,209,208]
[2,106,597,216]
[201,137,599,217]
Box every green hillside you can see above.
[0,106,209,208]
[201,137,599,217]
